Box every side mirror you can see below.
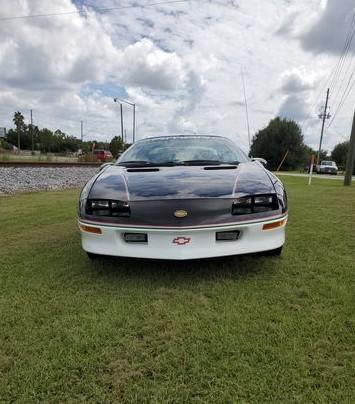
[251,157,267,166]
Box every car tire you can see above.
[87,252,101,259]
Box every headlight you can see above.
[232,194,278,215]
[86,199,130,217]
[254,195,273,204]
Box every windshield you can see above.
[117,136,249,166]
[321,161,334,166]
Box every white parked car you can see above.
[316,161,338,175]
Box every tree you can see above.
[4,111,113,154]
[331,141,355,174]
[331,141,348,167]
[12,111,26,150]
[109,136,124,158]
[37,128,54,153]
[0,139,13,150]
[250,117,307,170]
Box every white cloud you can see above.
[0,0,353,153]
[281,68,316,94]
[279,95,312,122]
[0,3,119,89]
[117,39,186,91]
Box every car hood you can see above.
[88,162,276,201]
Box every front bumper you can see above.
[319,167,337,174]
[78,215,287,260]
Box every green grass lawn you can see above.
[1,177,354,403]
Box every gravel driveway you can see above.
[0,167,98,194]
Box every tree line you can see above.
[0,112,352,171]
[0,111,123,154]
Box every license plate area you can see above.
[216,230,240,241]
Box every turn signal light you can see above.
[262,219,286,231]
[79,224,102,235]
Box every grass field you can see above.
[1,177,354,403]
[0,152,79,163]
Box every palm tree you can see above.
[13,111,25,151]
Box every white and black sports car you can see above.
[78,135,288,260]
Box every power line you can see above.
[313,11,355,107]
[328,67,355,128]
[331,39,355,107]
[0,0,190,22]
[328,11,355,94]
[310,11,355,132]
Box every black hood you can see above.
[88,162,276,201]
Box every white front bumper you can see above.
[79,216,287,260]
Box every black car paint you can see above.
[79,161,287,227]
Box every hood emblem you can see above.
[174,209,188,218]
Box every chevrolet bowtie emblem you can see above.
[173,237,191,245]
[174,209,188,218]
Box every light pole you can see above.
[113,99,124,143]
[113,98,136,143]
[120,103,124,143]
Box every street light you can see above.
[113,98,136,143]
[113,99,124,143]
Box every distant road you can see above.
[275,172,354,181]
[0,161,101,168]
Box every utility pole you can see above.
[124,129,127,144]
[344,108,355,186]
[120,103,124,143]
[133,103,136,143]
[30,109,34,153]
[80,120,83,142]
[317,88,331,166]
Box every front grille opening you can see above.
[127,168,160,172]
[216,230,240,241]
[123,233,148,243]
[204,165,237,170]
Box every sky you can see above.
[0,0,355,153]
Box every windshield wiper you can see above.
[181,159,240,166]
[118,160,181,168]
[118,160,240,168]
[223,160,240,165]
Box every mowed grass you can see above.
[0,177,354,403]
